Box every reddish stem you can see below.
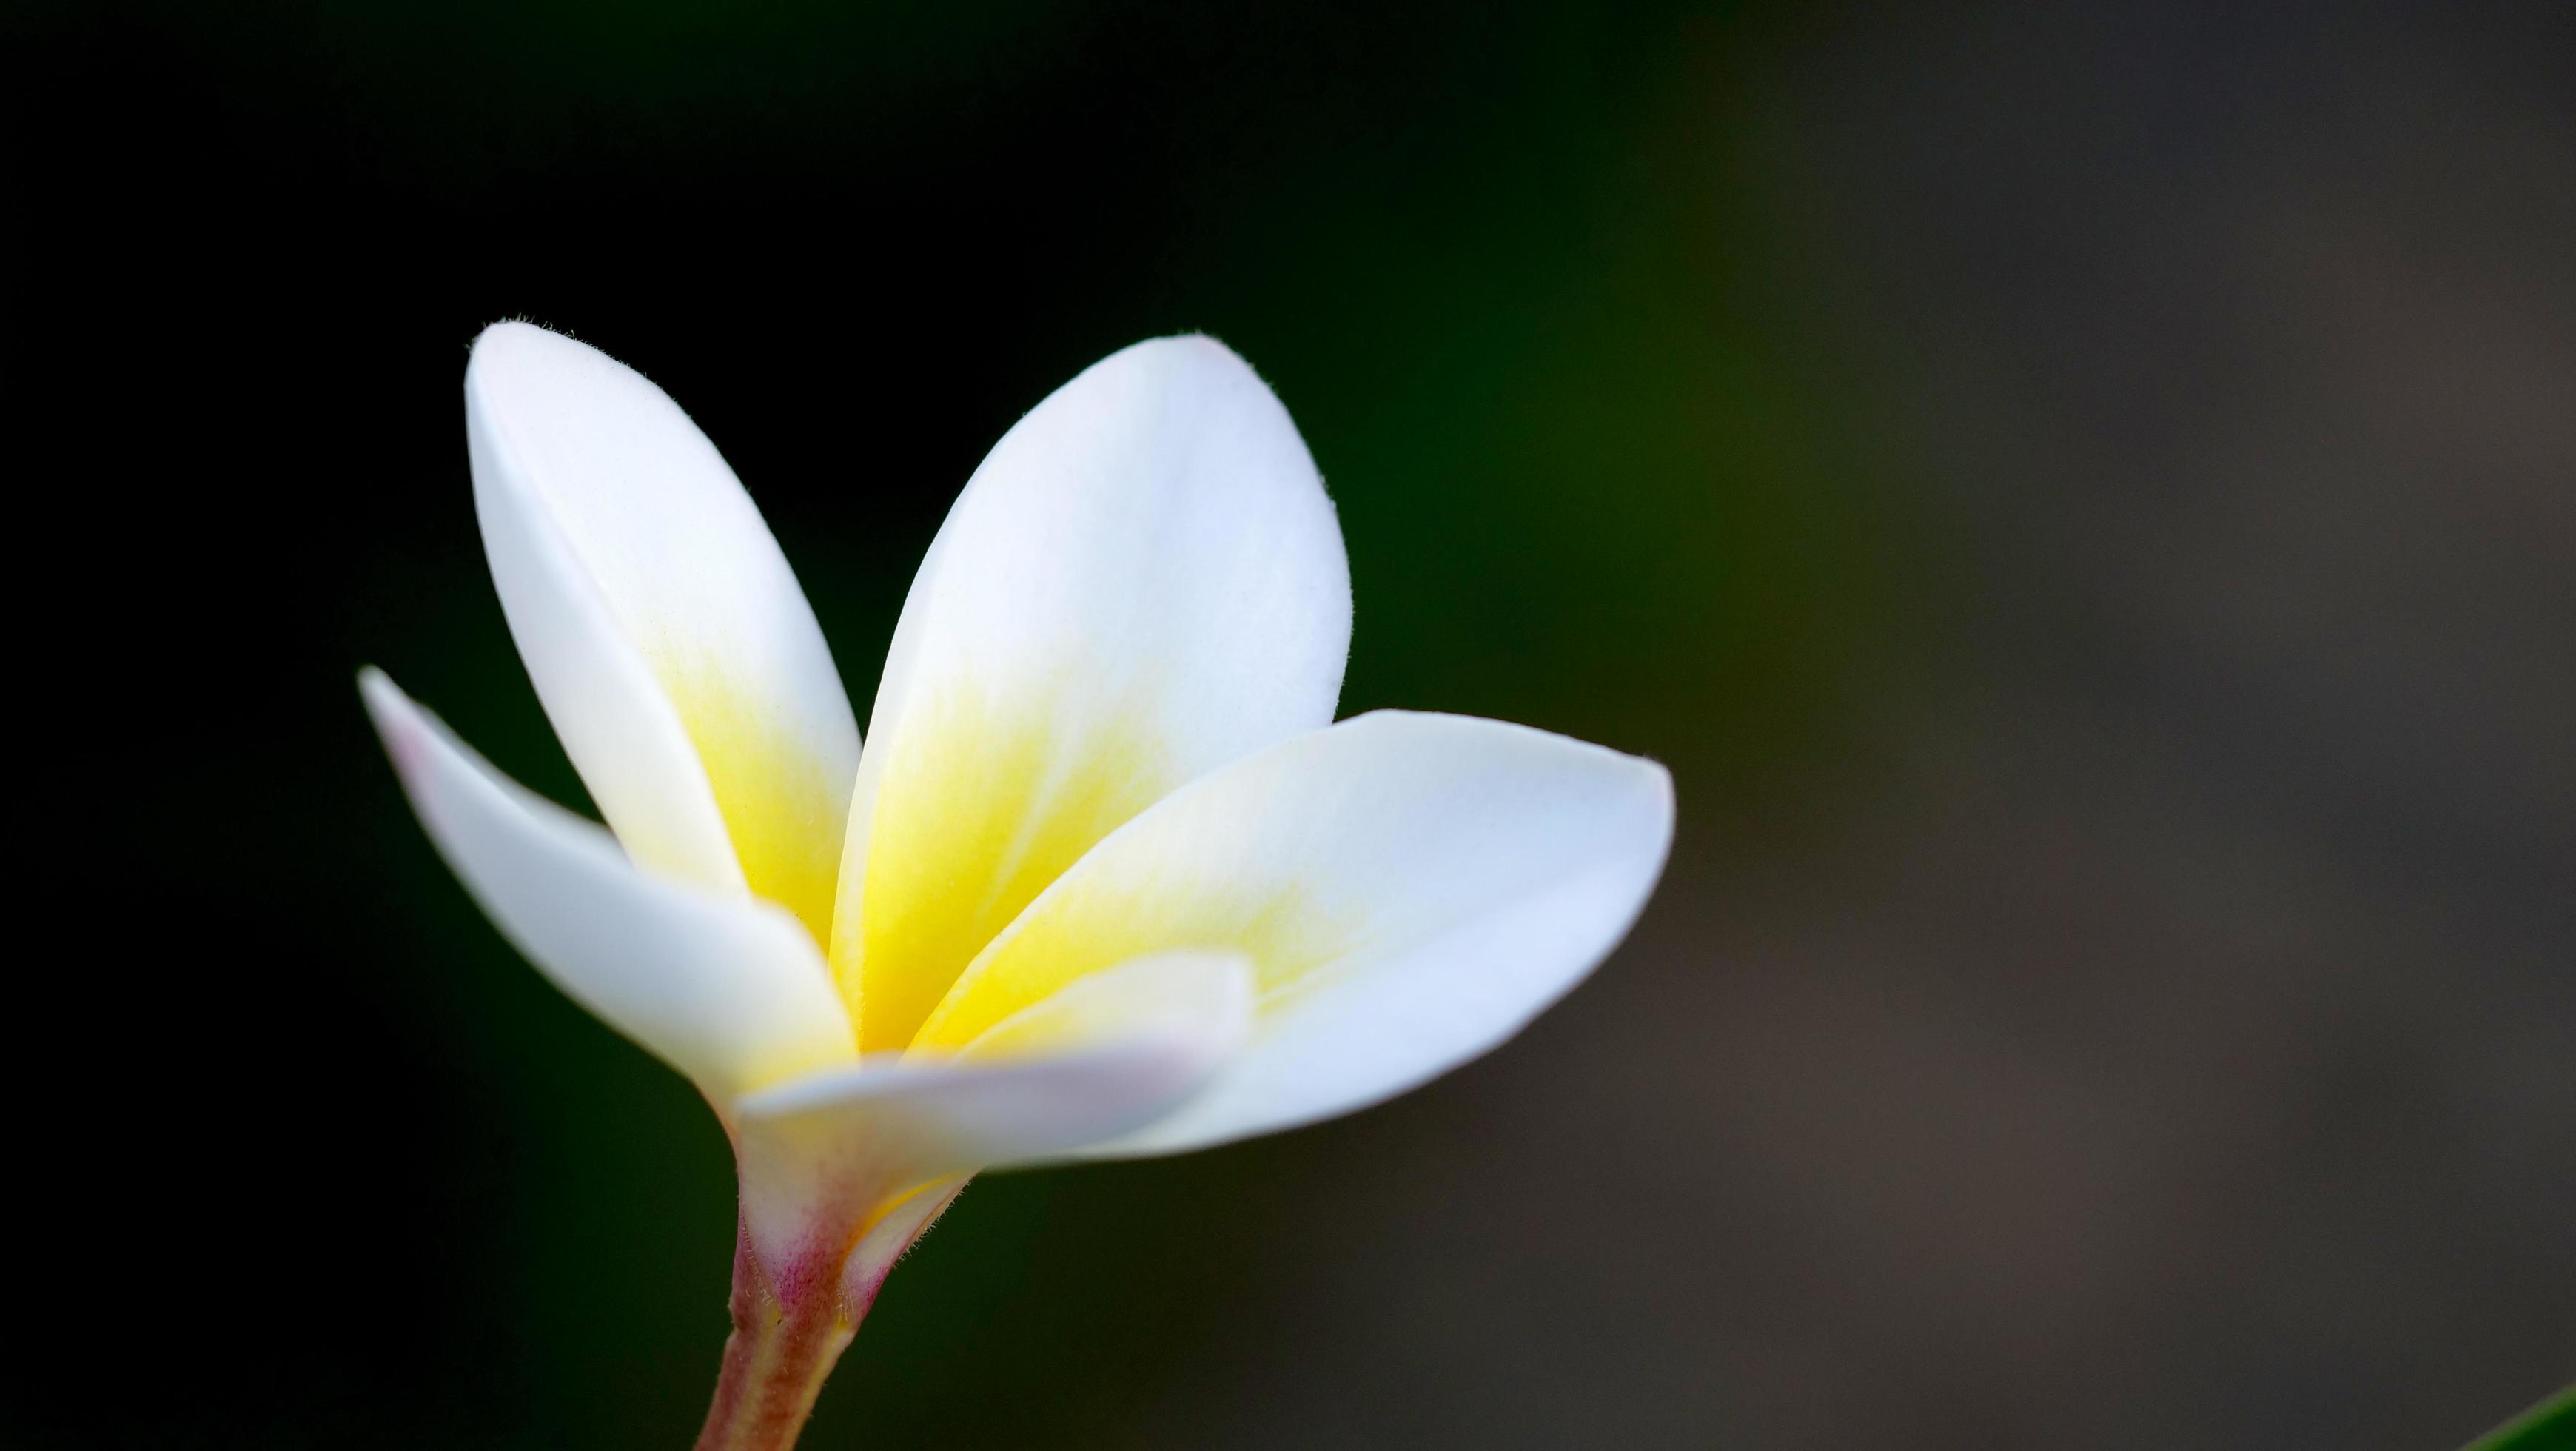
[693,1224,882,1451]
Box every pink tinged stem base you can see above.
[693,1230,869,1451]
[694,1184,965,1451]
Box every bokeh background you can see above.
[12,0,2572,1445]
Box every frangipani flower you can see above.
[362,322,1673,1450]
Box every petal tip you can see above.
[1161,330,1240,360]
[1141,331,1264,384]
[355,666,423,770]
[463,320,616,418]
[468,317,564,360]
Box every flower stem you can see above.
[694,1229,874,1451]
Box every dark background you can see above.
[10,0,2572,1446]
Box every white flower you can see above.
[362,322,1672,1448]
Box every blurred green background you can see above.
[11,0,2571,1446]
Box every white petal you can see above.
[467,322,860,942]
[910,711,1674,1155]
[833,335,1351,1050]
[733,957,1247,1259]
[360,668,857,1103]
[949,949,1255,1065]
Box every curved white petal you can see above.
[834,335,1352,1050]
[733,956,1247,1260]
[911,711,1674,1155]
[360,668,858,1103]
[950,949,1255,1065]
[467,322,860,942]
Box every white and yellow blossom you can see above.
[363,322,1672,1449]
